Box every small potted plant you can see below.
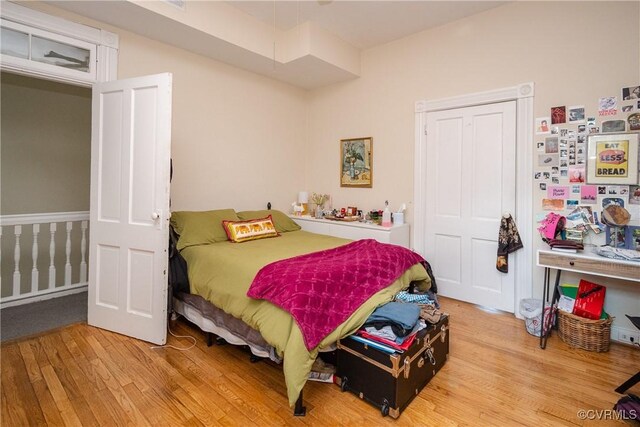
[310,193,329,218]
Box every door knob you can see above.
[151,212,160,220]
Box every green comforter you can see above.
[181,230,430,406]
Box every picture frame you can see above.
[340,137,372,188]
[586,133,639,185]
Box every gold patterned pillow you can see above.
[222,215,279,243]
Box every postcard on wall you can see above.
[539,183,547,190]
[543,199,565,210]
[568,105,585,123]
[571,185,581,194]
[608,185,621,195]
[551,106,566,124]
[568,166,585,183]
[580,185,597,203]
[602,120,626,133]
[538,153,559,167]
[566,200,579,209]
[622,85,640,100]
[630,185,640,205]
[622,105,634,113]
[628,112,640,131]
[586,133,639,185]
[598,96,617,116]
[547,185,570,199]
[545,137,558,154]
[535,117,551,134]
[536,141,544,151]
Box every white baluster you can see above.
[13,225,22,297]
[31,224,40,294]
[49,223,57,289]
[65,221,72,286]
[80,220,88,283]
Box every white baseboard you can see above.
[1,284,87,309]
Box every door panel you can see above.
[426,101,516,312]
[89,73,172,344]
[434,117,463,218]
[434,235,462,285]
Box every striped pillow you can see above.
[222,216,279,243]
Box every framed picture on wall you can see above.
[586,133,639,185]
[340,137,373,188]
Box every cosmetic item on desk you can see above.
[393,203,405,225]
[382,200,392,227]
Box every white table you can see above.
[290,215,410,248]
[536,248,640,349]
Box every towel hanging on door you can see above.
[496,214,523,273]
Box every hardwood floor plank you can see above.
[90,357,151,426]
[1,384,29,427]
[40,364,83,426]
[85,334,133,387]
[2,344,47,426]
[3,298,639,426]
[17,341,43,383]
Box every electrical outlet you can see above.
[613,326,640,346]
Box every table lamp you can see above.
[298,191,309,215]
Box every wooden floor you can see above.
[2,297,638,426]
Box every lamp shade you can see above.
[298,191,309,203]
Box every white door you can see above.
[425,101,516,312]
[88,73,172,344]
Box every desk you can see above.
[536,249,640,349]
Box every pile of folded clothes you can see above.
[351,294,444,353]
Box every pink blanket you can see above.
[246,239,425,350]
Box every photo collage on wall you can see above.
[534,84,640,229]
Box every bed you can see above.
[168,208,432,415]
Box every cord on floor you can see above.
[150,314,196,351]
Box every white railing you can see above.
[1,211,89,307]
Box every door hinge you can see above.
[424,125,427,136]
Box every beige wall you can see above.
[15,2,638,328]
[1,72,91,215]
[27,1,309,213]
[114,31,309,213]
[306,2,640,327]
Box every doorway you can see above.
[0,71,91,339]
[424,101,516,312]
[413,83,535,316]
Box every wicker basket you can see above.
[557,310,613,352]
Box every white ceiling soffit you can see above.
[227,1,507,50]
[48,1,506,90]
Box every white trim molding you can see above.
[1,1,118,85]
[0,211,89,226]
[414,83,534,319]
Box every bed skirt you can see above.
[173,291,282,363]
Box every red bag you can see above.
[572,279,606,320]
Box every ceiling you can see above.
[225,1,506,49]
[47,0,508,89]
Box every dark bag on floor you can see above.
[614,394,639,421]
